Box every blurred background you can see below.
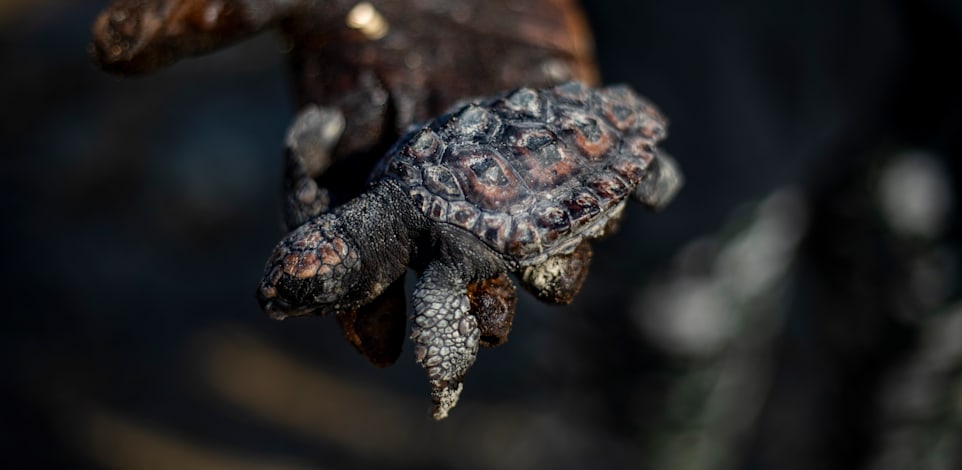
[2,0,960,468]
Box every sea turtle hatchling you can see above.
[256,81,683,419]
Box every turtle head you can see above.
[256,214,368,320]
[256,182,418,320]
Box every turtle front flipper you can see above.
[519,241,593,304]
[335,276,407,368]
[633,150,683,211]
[283,105,346,229]
[411,262,481,420]
[91,0,299,74]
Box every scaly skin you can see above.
[411,263,482,420]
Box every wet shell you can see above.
[375,82,667,261]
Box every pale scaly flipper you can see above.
[411,262,481,420]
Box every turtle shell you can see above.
[375,82,668,262]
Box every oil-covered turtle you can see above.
[90,0,599,368]
[257,82,683,419]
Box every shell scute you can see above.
[506,215,541,257]
[500,87,544,118]
[443,148,523,211]
[506,126,581,190]
[609,135,658,186]
[602,100,638,131]
[406,128,443,161]
[426,196,449,220]
[601,86,670,139]
[558,107,615,160]
[638,117,667,140]
[531,201,571,244]
[610,155,647,186]
[447,104,501,141]
[422,165,463,199]
[447,201,481,231]
[477,212,512,252]
[563,189,601,229]
[409,187,433,214]
[585,172,630,209]
[552,81,591,105]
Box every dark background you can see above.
[2,1,960,468]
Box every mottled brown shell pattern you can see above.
[375,82,668,261]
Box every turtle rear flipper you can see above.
[633,150,683,211]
